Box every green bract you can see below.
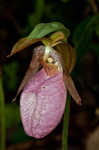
[27,22,70,40]
[8,22,70,57]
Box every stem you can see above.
[62,95,70,150]
[0,66,6,150]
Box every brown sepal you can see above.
[12,46,45,101]
[7,37,44,57]
[55,43,76,73]
[63,70,82,105]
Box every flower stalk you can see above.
[62,95,70,150]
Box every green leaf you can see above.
[27,22,70,40]
[72,15,99,63]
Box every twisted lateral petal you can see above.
[20,69,66,139]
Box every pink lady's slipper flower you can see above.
[10,45,81,139]
[8,22,82,140]
[20,69,66,138]
[20,46,67,138]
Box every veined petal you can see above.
[20,69,67,138]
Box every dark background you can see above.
[0,0,99,150]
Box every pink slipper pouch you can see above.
[20,68,67,139]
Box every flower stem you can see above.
[0,66,6,150]
[62,95,70,150]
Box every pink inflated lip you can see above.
[20,68,66,139]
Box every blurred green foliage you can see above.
[11,126,32,144]
[0,104,20,128]
[72,15,99,64]
[61,0,71,3]
[28,0,45,29]
[3,61,20,91]
[96,24,99,37]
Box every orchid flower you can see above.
[8,22,81,138]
